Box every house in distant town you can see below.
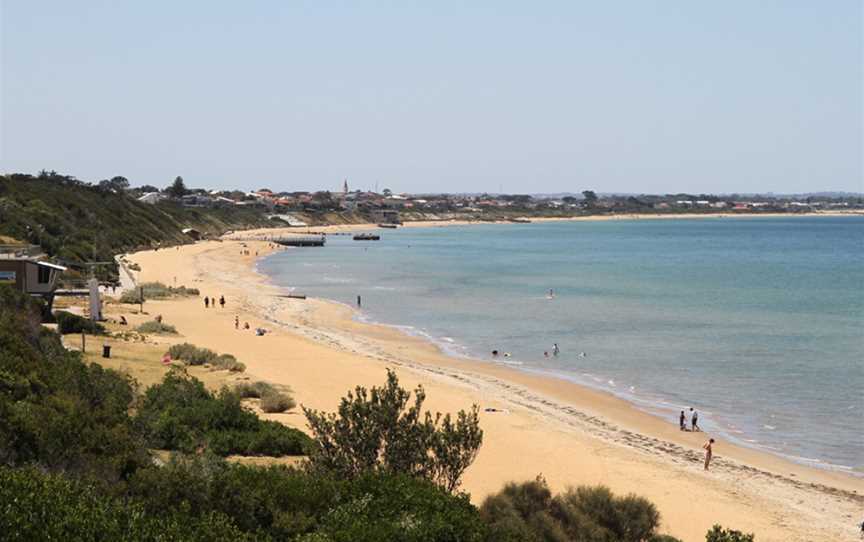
[138,192,167,205]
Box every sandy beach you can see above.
[122,233,863,542]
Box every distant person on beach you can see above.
[244,322,250,330]
[679,411,686,431]
[204,296,209,309]
[357,295,362,307]
[703,438,715,470]
[219,295,225,309]
[234,316,239,330]
[691,408,700,432]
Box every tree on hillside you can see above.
[98,176,130,193]
[138,185,160,193]
[382,188,393,197]
[303,370,483,493]
[167,176,188,198]
[582,190,598,206]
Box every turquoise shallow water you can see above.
[260,217,864,471]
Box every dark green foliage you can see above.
[480,478,664,542]
[0,286,147,479]
[304,369,483,492]
[135,370,310,456]
[0,173,276,266]
[54,309,106,334]
[0,466,252,542]
[706,525,756,542]
[126,457,487,541]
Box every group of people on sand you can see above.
[678,408,716,470]
[233,315,267,336]
[203,295,225,309]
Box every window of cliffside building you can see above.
[38,266,51,284]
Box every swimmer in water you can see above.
[547,288,555,299]
[552,343,560,356]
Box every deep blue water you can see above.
[260,217,864,471]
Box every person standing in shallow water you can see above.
[691,408,700,432]
[703,438,715,470]
[679,410,686,431]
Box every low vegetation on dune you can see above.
[167,342,245,372]
[135,319,178,334]
[54,310,107,335]
[0,284,755,541]
[135,370,310,456]
[119,281,199,303]
[235,381,297,413]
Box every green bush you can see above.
[54,310,106,334]
[260,392,296,413]
[304,369,483,493]
[706,525,756,542]
[136,320,178,334]
[235,381,277,398]
[212,353,246,372]
[125,458,487,542]
[0,466,252,542]
[0,287,146,479]
[167,342,218,365]
[480,478,667,542]
[136,371,310,456]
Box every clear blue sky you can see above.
[2,1,861,194]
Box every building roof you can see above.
[36,261,67,271]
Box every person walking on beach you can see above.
[204,296,210,309]
[679,410,686,431]
[219,295,225,309]
[234,316,239,330]
[703,438,715,470]
[691,408,700,432]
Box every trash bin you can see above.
[102,344,111,358]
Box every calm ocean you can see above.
[259,217,864,472]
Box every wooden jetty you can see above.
[353,233,380,241]
[270,235,326,247]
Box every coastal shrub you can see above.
[303,369,483,492]
[211,353,246,372]
[167,342,218,365]
[54,310,106,334]
[135,319,178,334]
[480,478,665,542]
[119,282,199,303]
[235,381,278,398]
[135,371,310,456]
[706,525,756,542]
[260,391,296,413]
[0,466,252,542]
[125,458,487,541]
[0,287,146,480]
